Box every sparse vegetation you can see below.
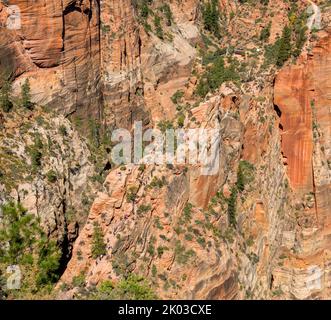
[137,204,152,215]
[126,186,139,202]
[0,202,61,298]
[260,22,271,42]
[28,135,44,169]
[196,56,239,97]
[0,76,13,112]
[91,274,157,300]
[202,0,220,38]
[46,170,57,183]
[21,79,33,110]
[171,90,184,105]
[91,223,107,259]
[148,176,167,189]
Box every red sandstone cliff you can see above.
[0,0,101,118]
[0,0,330,300]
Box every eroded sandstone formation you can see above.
[0,0,101,118]
[273,27,331,299]
[0,0,330,300]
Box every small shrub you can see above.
[72,273,86,288]
[260,22,271,41]
[154,15,164,39]
[137,204,151,215]
[126,186,138,202]
[171,90,184,105]
[46,170,57,183]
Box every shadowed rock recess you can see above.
[0,0,330,300]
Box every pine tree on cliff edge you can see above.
[277,26,292,67]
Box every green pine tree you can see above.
[227,187,237,227]
[203,0,220,37]
[276,26,292,67]
[0,77,13,112]
[0,202,61,292]
[91,223,107,259]
[21,78,33,109]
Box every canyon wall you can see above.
[0,0,330,300]
[273,28,331,299]
[0,0,101,118]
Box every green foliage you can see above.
[148,176,167,189]
[157,246,168,258]
[126,186,139,202]
[92,274,157,300]
[260,22,271,41]
[28,135,43,169]
[21,79,33,110]
[91,223,107,259]
[100,22,110,33]
[264,6,308,67]
[0,77,13,112]
[196,56,239,97]
[175,113,184,128]
[46,170,57,183]
[58,125,67,136]
[183,202,193,223]
[0,202,61,295]
[154,15,164,39]
[137,204,152,215]
[292,11,308,57]
[226,160,254,226]
[174,240,195,265]
[171,90,184,105]
[36,236,61,286]
[202,0,220,37]
[137,0,152,18]
[160,4,172,26]
[276,26,292,67]
[236,160,255,192]
[227,186,237,227]
[72,273,86,288]
[157,120,173,133]
[202,48,226,66]
[0,202,39,265]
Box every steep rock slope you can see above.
[100,0,198,128]
[0,0,330,300]
[0,107,99,266]
[57,0,331,300]
[273,26,331,299]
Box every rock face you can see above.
[0,0,101,117]
[0,107,99,267]
[58,98,246,299]
[273,29,331,299]
[100,0,198,128]
[274,57,314,193]
[1,0,331,301]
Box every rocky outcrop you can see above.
[101,0,198,128]
[0,0,101,118]
[1,0,330,301]
[0,107,98,264]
